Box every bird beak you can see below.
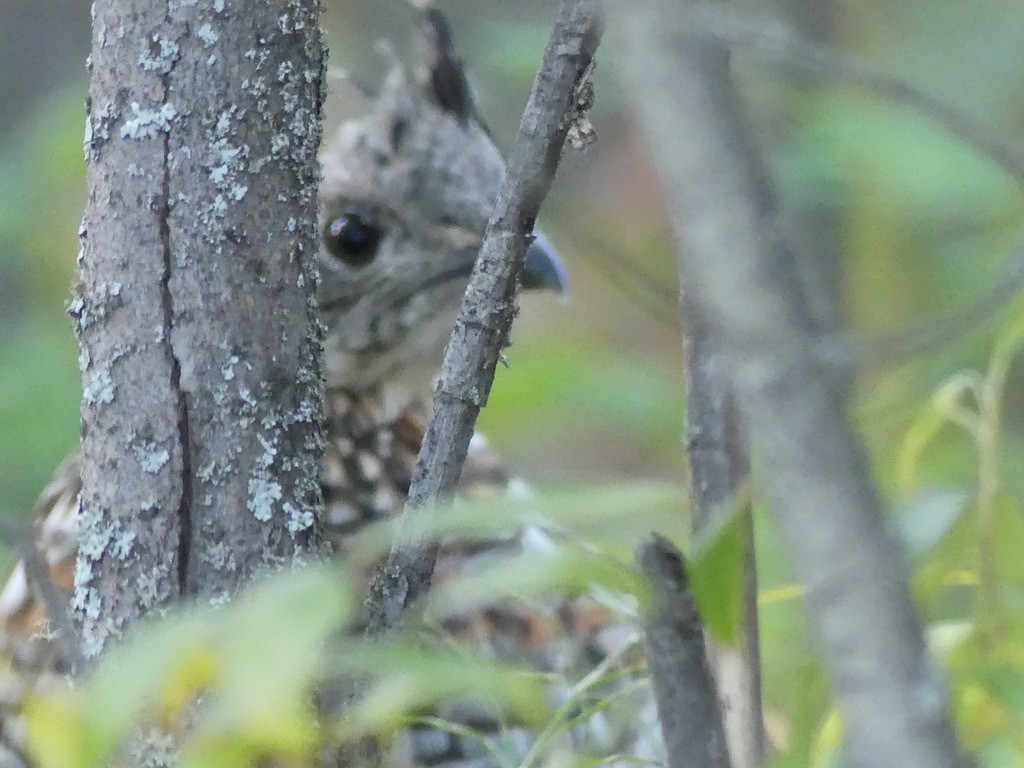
[521,231,569,294]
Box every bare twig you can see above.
[664,7,764,767]
[635,534,731,768]
[363,0,603,637]
[596,5,765,768]
[607,1,970,766]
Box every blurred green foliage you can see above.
[25,485,680,768]
[0,91,83,526]
[4,0,1024,766]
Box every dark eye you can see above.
[323,206,382,267]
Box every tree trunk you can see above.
[606,2,968,765]
[74,0,326,658]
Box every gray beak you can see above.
[521,231,569,293]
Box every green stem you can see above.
[975,345,1014,643]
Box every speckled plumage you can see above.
[0,11,658,768]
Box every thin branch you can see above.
[597,6,767,768]
[675,11,764,767]
[635,534,731,768]
[683,329,762,768]
[363,0,603,637]
[606,1,970,766]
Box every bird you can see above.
[0,9,658,768]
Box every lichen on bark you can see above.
[76,0,326,657]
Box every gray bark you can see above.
[363,0,603,637]
[635,535,731,768]
[679,6,764,751]
[683,326,761,768]
[606,2,969,767]
[75,0,325,658]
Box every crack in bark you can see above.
[156,72,191,596]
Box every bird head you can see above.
[316,10,566,395]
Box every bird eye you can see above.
[323,207,382,267]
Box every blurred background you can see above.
[3,0,1024,761]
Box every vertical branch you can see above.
[684,327,762,768]
[606,1,969,767]
[636,534,731,768]
[606,0,765,760]
[76,0,325,657]
[363,0,603,637]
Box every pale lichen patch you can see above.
[80,621,107,660]
[135,564,171,610]
[208,592,232,607]
[84,102,118,161]
[134,441,171,474]
[221,354,240,381]
[129,728,178,768]
[284,502,315,536]
[68,280,124,332]
[270,133,290,156]
[73,501,126,654]
[83,368,116,405]
[197,23,219,46]
[248,476,282,521]
[122,102,178,140]
[73,586,102,624]
[73,558,93,598]
[112,528,137,560]
[202,541,236,572]
[197,459,221,483]
[209,164,229,185]
[138,35,181,73]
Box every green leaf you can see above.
[27,564,352,767]
[687,508,746,645]
[427,548,643,623]
[329,641,547,740]
[977,735,1020,768]
[82,611,213,762]
[992,299,1024,365]
[345,483,687,573]
[911,502,977,614]
[189,564,352,761]
[25,689,101,768]
[780,94,1023,221]
[991,494,1024,592]
[897,372,980,493]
